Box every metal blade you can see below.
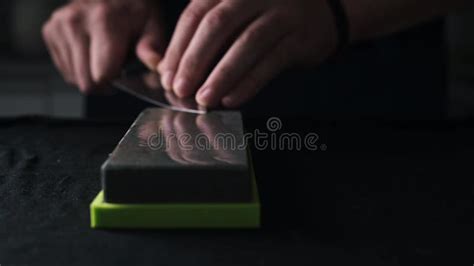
[112,71,207,115]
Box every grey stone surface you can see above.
[102,108,251,203]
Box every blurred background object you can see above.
[447,8,474,118]
[11,0,50,56]
[0,0,83,118]
[0,0,473,119]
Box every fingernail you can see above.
[161,71,173,91]
[197,86,212,106]
[173,77,189,97]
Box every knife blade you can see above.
[112,71,207,115]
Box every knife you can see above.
[113,70,207,115]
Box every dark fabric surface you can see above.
[1,117,474,265]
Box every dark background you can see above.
[0,1,474,120]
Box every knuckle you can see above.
[91,2,113,22]
[181,6,202,25]
[57,7,81,25]
[204,9,230,30]
[241,26,264,43]
[64,14,82,28]
[50,8,64,21]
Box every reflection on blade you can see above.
[113,71,207,115]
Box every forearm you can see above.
[341,0,472,42]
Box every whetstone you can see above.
[101,108,251,203]
[90,174,260,229]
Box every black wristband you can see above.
[326,0,350,55]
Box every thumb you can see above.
[136,18,165,71]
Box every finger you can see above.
[158,0,217,91]
[55,29,76,85]
[222,36,294,108]
[43,8,78,84]
[164,87,201,110]
[172,1,260,97]
[43,22,75,83]
[164,91,192,109]
[63,20,93,93]
[196,13,290,107]
[136,14,166,71]
[88,8,130,84]
[43,33,72,83]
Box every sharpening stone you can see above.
[101,108,252,203]
[90,172,260,229]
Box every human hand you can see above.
[158,0,338,108]
[142,72,201,111]
[42,0,166,93]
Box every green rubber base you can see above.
[90,179,260,229]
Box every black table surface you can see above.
[1,116,473,265]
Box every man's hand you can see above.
[42,0,166,93]
[158,0,337,108]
